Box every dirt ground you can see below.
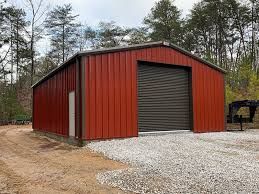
[0,125,129,194]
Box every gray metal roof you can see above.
[32,41,226,88]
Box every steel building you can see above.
[32,41,226,142]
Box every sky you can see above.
[11,0,200,27]
[9,0,200,55]
[50,0,200,27]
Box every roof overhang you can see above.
[32,41,227,88]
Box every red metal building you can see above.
[32,41,226,141]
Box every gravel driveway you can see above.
[87,130,259,194]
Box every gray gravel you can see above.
[87,130,259,194]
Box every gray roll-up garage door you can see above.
[138,62,191,132]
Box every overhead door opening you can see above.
[137,62,192,132]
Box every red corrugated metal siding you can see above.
[83,46,225,140]
[33,62,77,136]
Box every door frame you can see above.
[136,60,194,133]
[69,91,76,137]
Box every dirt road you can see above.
[0,125,128,194]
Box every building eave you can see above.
[32,41,226,88]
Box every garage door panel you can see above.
[140,122,190,127]
[139,69,187,75]
[139,91,190,97]
[139,76,188,83]
[139,71,188,78]
[140,124,190,131]
[138,62,191,132]
[139,80,189,85]
[139,98,189,102]
[139,116,191,120]
[138,98,190,102]
[139,66,185,73]
[138,112,190,117]
[139,85,189,92]
[138,103,191,107]
[138,107,191,111]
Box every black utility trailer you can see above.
[227,100,259,130]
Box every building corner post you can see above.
[76,56,82,140]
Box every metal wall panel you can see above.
[33,62,77,136]
[83,46,225,140]
[83,52,138,140]
[138,62,191,132]
[33,44,225,140]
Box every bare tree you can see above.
[25,0,48,85]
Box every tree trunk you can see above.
[16,17,19,83]
[252,1,255,69]
[30,17,35,86]
[10,24,13,87]
[62,24,65,63]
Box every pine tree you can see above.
[127,27,150,45]
[144,0,183,45]
[8,7,28,82]
[83,21,132,49]
[45,4,80,64]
